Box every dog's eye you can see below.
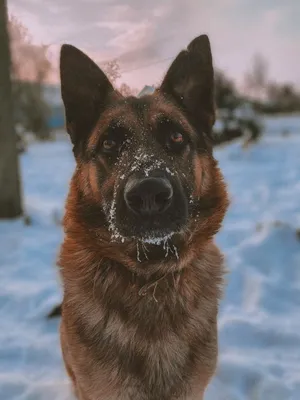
[103,139,117,151]
[170,132,184,144]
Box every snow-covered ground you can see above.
[0,116,300,400]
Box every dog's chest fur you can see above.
[62,247,222,400]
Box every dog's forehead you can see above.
[112,95,178,127]
[88,94,196,149]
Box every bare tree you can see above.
[266,81,300,113]
[101,59,121,84]
[215,70,239,110]
[99,58,138,96]
[8,16,52,139]
[118,82,139,97]
[0,0,22,218]
[244,53,268,100]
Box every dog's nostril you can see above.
[155,191,172,206]
[127,194,143,211]
[124,177,173,215]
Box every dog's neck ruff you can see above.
[131,268,183,302]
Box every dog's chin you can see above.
[108,219,188,263]
[115,220,186,245]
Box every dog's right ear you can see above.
[60,44,116,146]
[159,35,215,134]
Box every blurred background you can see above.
[0,0,299,399]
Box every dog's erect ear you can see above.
[60,44,115,146]
[159,35,215,133]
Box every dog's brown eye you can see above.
[103,139,117,151]
[170,132,184,144]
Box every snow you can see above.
[1,116,300,399]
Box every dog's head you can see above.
[60,35,229,264]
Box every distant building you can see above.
[138,85,155,97]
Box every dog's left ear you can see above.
[60,44,117,148]
[159,35,215,133]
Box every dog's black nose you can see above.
[124,177,173,216]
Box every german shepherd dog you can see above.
[58,34,229,400]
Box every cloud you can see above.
[8,0,300,89]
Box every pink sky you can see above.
[8,0,300,91]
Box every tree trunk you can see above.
[0,0,23,218]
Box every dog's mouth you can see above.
[137,230,176,245]
[105,172,189,247]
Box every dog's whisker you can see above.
[141,242,149,253]
[136,242,142,263]
[163,238,171,258]
[141,242,149,260]
[108,183,120,240]
[152,282,159,303]
[172,271,176,287]
[172,245,179,260]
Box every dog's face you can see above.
[91,95,192,242]
[60,35,228,258]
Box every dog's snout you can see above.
[124,177,173,216]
